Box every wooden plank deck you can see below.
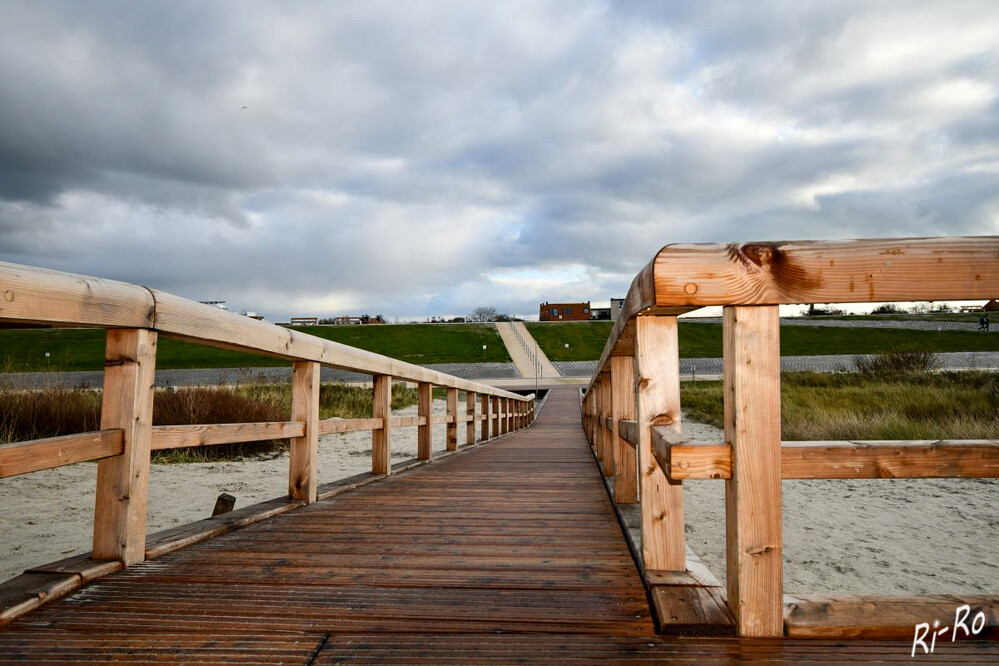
[1,389,996,663]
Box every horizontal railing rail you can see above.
[0,260,536,603]
[582,236,999,638]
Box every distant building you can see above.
[590,307,611,320]
[984,299,999,312]
[290,317,319,326]
[610,298,625,321]
[199,300,227,310]
[242,311,264,321]
[539,301,591,321]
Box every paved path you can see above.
[495,321,561,378]
[685,317,997,332]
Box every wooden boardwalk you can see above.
[0,389,995,663]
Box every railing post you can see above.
[634,315,686,571]
[289,361,320,503]
[593,381,603,457]
[481,394,490,441]
[466,391,477,444]
[446,387,458,451]
[418,382,433,460]
[611,355,637,503]
[372,374,392,475]
[601,378,613,478]
[490,397,498,436]
[724,305,782,637]
[93,328,157,565]
[506,397,513,433]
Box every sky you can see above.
[0,1,997,321]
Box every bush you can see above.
[854,349,938,375]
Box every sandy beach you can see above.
[2,402,996,596]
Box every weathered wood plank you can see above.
[659,439,999,480]
[650,585,734,635]
[0,573,81,627]
[634,316,685,571]
[25,553,123,585]
[0,430,123,478]
[782,439,999,479]
[151,421,305,450]
[466,391,476,445]
[653,238,999,308]
[93,328,157,565]
[784,594,999,640]
[724,305,782,637]
[480,393,490,442]
[289,361,320,503]
[318,417,383,435]
[650,428,730,481]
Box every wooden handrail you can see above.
[0,260,526,401]
[582,236,999,638]
[589,236,999,393]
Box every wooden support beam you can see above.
[634,316,685,572]
[151,422,304,449]
[318,417,383,435]
[93,328,158,565]
[466,391,477,445]
[446,388,458,452]
[782,439,999,479]
[289,361,320,503]
[784,594,999,639]
[724,305,782,637]
[658,438,999,481]
[480,394,490,442]
[651,430,730,481]
[418,382,433,461]
[0,430,124,479]
[617,420,638,448]
[372,374,391,475]
[611,355,637,504]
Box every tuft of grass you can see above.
[854,348,938,374]
[681,371,999,441]
[0,381,421,463]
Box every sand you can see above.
[681,418,999,595]
[2,402,996,596]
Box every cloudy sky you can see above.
[1,1,997,320]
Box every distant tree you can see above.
[870,304,903,315]
[470,306,498,322]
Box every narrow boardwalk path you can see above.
[1,390,994,662]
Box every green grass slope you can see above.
[0,323,509,372]
[527,321,999,361]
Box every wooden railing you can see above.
[581,237,999,638]
[0,260,534,569]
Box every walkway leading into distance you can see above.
[2,389,996,662]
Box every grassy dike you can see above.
[0,323,510,372]
[526,321,999,361]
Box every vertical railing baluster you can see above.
[417,382,433,461]
[446,388,458,451]
[466,391,477,444]
[723,305,782,636]
[611,355,637,504]
[289,361,320,502]
[372,375,392,475]
[93,328,158,565]
[634,315,685,571]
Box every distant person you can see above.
[979,314,990,331]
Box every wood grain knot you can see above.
[684,283,698,295]
[3,290,13,302]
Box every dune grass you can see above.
[0,382,419,463]
[680,370,999,441]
